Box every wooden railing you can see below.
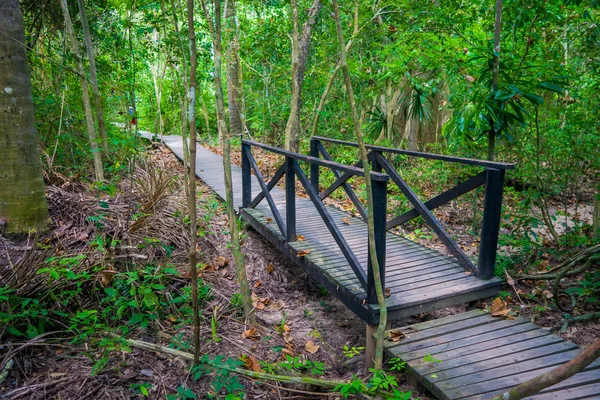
[311,136,515,280]
[241,139,389,303]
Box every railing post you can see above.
[310,138,320,193]
[477,168,505,279]
[285,157,296,241]
[241,141,251,208]
[371,150,381,173]
[367,165,387,304]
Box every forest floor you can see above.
[1,140,597,399]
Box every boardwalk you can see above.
[143,133,501,324]
[146,133,598,399]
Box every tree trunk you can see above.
[202,0,255,325]
[77,0,108,152]
[487,0,502,161]
[59,0,104,182]
[331,0,387,370]
[0,0,49,234]
[186,0,201,364]
[593,183,599,239]
[284,0,322,152]
[310,2,358,138]
[169,0,191,195]
[225,0,242,138]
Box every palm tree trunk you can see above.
[0,0,49,234]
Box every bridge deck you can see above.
[151,134,500,325]
[382,309,600,400]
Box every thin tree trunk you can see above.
[186,0,201,364]
[170,0,191,192]
[492,340,600,400]
[310,2,358,138]
[284,0,322,151]
[225,0,242,138]
[0,0,49,234]
[594,183,600,239]
[202,0,255,325]
[331,0,387,370]
[59,0,104,182]
[77,0,108,152]
[487,0,502,161]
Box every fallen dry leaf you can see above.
[265,217,273,224]
[251,292,270,310]
[464,271,472,276]
[342,217,351,225]
[384,288,391,298]
[266,264,274,273]
[100,270,117,287]
[387,329,406,342]
[281,347,294,356]
[490,297,511,317]
[242,327,260,340]
[305,341,319,354]
[296,235,306,241]
[241,355,263,372]
[254,280,262,288]
[296,249,311,257]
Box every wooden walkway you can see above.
[144,133,597,399]
[143,133,500,324]
[382,309,600,399]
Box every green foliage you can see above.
[278,355,325,376]
[192,355,245,395]
[387,357,407,372]
[166,386,197,400]
[342,345,365,359]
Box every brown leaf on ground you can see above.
[241,355,263,372]
[387,329,406,342]
[251,291,270,310]
[254,280,262,288]
[384,288,391,298]
[464,271,472,276]
[281,347,294,356]
[266,264,274,273]
[265,217,273,224]
[305,341,319,354]
[296,249,311,257]
[490,297,511,317]
[242,327,260,340]
[100,270,117,287]
[296,235,306,241]
[342,217,351,225]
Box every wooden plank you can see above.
[444,363,600,400]
[414,335,569,376]
[387,278,501,311]
[460,370,600,400]
[435,349,582,391]
[390,320,536,359]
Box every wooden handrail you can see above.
[242,139,389,181]
[312,136,516,170]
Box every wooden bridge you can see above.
[142,132,600,399]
